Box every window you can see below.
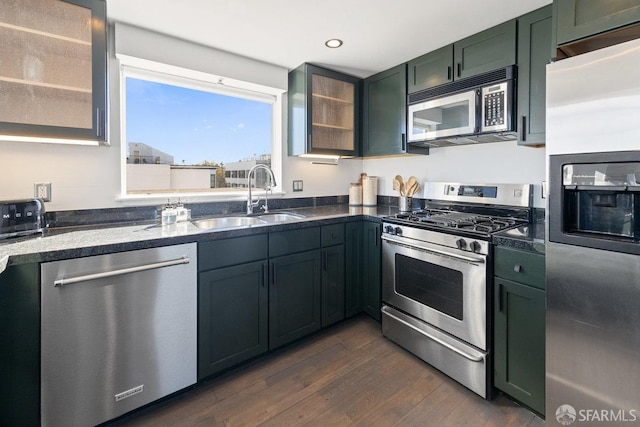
[120,63,281,198]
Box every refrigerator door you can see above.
[546,242,640,424]
[546,37,640,425]
[546,37,640,156]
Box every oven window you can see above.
[395,254,463,320]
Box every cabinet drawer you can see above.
[494,246,545,289]
[321,224,345,247]
[269,227,320,257]
[199,234,268,271]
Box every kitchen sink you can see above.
[192,216,267,230]
[256,213,306,222]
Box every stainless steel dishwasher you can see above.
[41,243,197,427]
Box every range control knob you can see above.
[456,238,467,250]
[384,225,395,234]
[470,241,482,253]
[394,227,403,236]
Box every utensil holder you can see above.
[399,196,412,212]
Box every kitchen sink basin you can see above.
[192,216,267,230]
[256,213,306,222]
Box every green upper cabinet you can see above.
[517,5,552,146]
[0,0,107,141]
[288,63,360,157]
[408,20,516,94]
[454,19,517,80]
[362,64,407,156]
[555,0,640,46]
[407,45,453,94]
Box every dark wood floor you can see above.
[112,315,544,427]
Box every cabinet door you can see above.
[362,221,382,321]
[0,264,39,427]
[345,222,363,317]
[288,63,360,157]
[454,20,516,80]
[362,64,407,156]
[494,277,546,416]
[0,0,107,141]
[198,260,269,379]
[556,0,640,45]
[407,44,454,93]
[518,6,552,146]
[269,250,322,348]
[321,245,345,327]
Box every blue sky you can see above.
[125,78,272,165]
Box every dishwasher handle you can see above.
[53,256,191,287]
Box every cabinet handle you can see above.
[496,282,503,312]
[96,108,104,138]
[447,66,452,81]
[520,115,527,142]
[401,133,406,152]
[513,264,522,273]
[271,262,276,286]
[457,63,461,77]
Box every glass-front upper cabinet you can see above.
[288,63,360,157]
[0,0,107,142]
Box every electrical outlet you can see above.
[34,183,51,202]
[293,180,303,192]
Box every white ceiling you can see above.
[107,0,552,78]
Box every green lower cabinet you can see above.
[198,260,269,379]
[345,222,363,317]
[321,244,345,327]
[269,249,322,349]
[494,276,546,416]
[0,263,40,427]
[362,221,382,321]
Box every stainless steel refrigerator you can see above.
[546,38,640,425]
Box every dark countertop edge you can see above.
[492,221,546,255]
[3,209,385,269]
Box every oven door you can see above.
[407,90,478,143]
[381,234,488,350]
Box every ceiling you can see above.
[107,0,551,78]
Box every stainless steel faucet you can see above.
[246,164,277,214]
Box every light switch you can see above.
[293,180,303,192]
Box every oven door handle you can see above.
[381,234,485,264]
[382,307,484,362]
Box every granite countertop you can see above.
[0,205,396,274]
[492,221,546,255]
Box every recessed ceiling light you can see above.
[325,39,343,48]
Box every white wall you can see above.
[0,23,545,211]
[363,142,546,207]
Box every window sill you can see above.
[115,190,285,207]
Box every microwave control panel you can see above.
[481,82,509,132]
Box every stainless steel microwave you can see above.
[407,66,517,147]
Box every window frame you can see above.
[116,55,283,204]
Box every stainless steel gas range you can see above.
[381,182,532,398]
